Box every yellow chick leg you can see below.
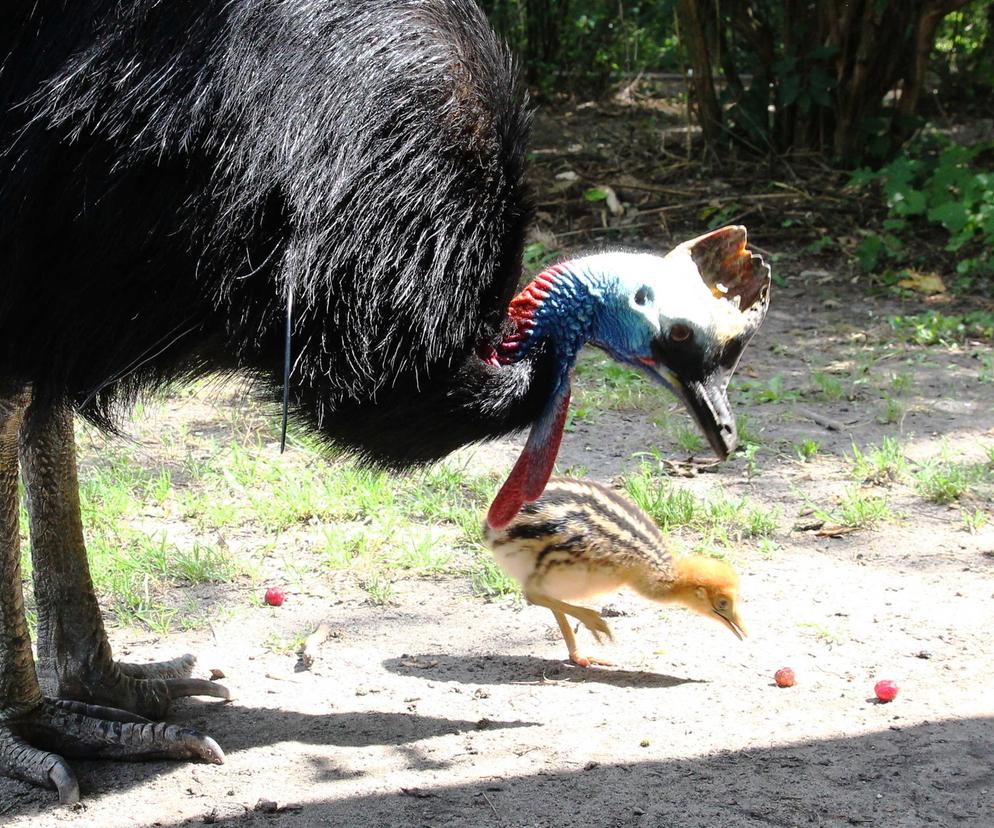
[524,589,614,667]
[551,610,614,668]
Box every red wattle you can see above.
[486,387,571,529]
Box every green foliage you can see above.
[794,439,821,462]
[481,1,680,94]
[888,310,994,346]
[849,438,908,485]
[852,141,994,287]
[624,467,779,548]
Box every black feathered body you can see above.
[0,0,546,464]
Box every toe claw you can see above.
[48,757,79,806]
[165,678,230,702]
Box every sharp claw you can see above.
[48,757,79,806]
[198,735,226,765]
[165,678,230,701]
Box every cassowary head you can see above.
[488,225,770,528]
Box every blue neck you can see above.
[520,264,605,373]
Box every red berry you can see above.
[874,679,899,702]
[774,667,795,687]
[264,587,285,607]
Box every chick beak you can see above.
[676,371,737,461]
[714,608,747,640]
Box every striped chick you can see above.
[483,476,746,667]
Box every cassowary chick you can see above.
[483,477,746,667]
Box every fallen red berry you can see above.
[774,667,795,687]
[264,587,285,607]
[874,679,898,702]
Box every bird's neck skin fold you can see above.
[496,261,603,371]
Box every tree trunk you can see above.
[676,0,724,148]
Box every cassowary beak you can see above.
[676,371,736,461]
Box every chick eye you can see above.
[715,598,730,611]
[670,323,692,343]
[634,285,654,306]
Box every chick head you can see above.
[670,555,747,639]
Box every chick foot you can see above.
[0,698,224,805]
[569,652,615,668]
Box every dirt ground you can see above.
[2,266,993,827]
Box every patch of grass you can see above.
[739,375,801,404]
[961,508,989,534]
[360,574,396,606]
[876,393,906,426]
[914,458,992,504]
[889,371,913,394]
[819,486,892,529]
[978,353,994,384]
[674,423,704,454]
[850,438,909,484]
[810,372,845,401]
[624,467,779,548]
[755,538,780,560]
[572,351,647,413]
[84,531,236,632]
[794,439,821,462]
[889,311,994,346]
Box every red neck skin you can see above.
[483,264,577,530]
[478,265,566,367]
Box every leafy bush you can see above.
[851,140,994,287]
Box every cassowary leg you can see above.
[19,403,228,719]
[0,390,223,805]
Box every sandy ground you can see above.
[2,277,993,826]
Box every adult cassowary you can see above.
[0,0,770,803]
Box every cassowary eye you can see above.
[634,285,653,306]
[670,323,692,343]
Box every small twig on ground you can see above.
[794,407,846,432]
[481,790,500,820]
[265,671,303,683]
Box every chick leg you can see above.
[524,589,614,667]
[0,390,222,804]
[19,403,228,719]
[551,610,614,668]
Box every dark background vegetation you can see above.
[480,1,994,309]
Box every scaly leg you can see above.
[550,610,614,668]
[0,389,222,804]
[524,589,614,667]
[19,402,227,719]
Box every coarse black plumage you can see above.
[1,0,539,465]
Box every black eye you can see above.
[716,598,729,611]
[634,285,653,306]
[670,323,692,343]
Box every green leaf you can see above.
[927,200,970,234]
[583,187,609,202]
[779,75,801,107]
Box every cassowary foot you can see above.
[44,658,230,721]
[0,698,224,805]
